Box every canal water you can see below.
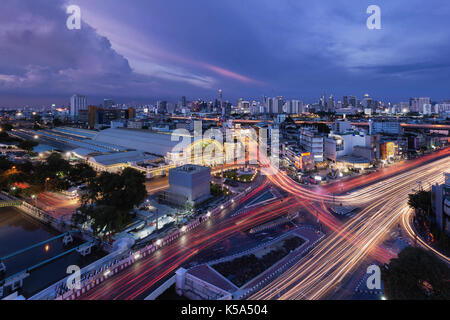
[0,207,105,297]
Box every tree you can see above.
[316,123,330,134]
[74,168,147,236]
[1,123,13,131]
[0,157,12,172]
[68,163,96,184]
[382,247,450,300]
[408,190,432,216]
[18,139,38,152]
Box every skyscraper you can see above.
[70,94,87,117]
[104,99,115,109]
[343,96,349,107]
[349,96,357,108]
[410,97,431,113]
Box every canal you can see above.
[0,207,105,298]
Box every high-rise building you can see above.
[410,97,431,113]
[268,97,284,114]
[104,99,115,109]
[362,94,373,110]
[128,107,136,119]
[88,105,98,129]
[343,96,349,107]
[327,95,335,112]
[218,89,223,107]
[349,96,357,108]
[222,101,232,117]
[70,94,87,118]
[157,101,167,114]
[285,100,303,114]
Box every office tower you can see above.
[218,89,223,107]
[410,97,431,113]
[327,95,335,112]
[349,96,357,108]
[292,100,304,114]
[343,96,349,107]
[128,107,136,119]
[268,96,284,114]
[70,94,87,117]
[88,105,98,129]
[157,101,167,114]
[222,101,231,117]
[104,99,114,109]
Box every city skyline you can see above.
[1,0,450,107]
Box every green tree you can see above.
[18,139,38,151]
[74,168,147,236]
[382,247,450,300]
[1,123,13,131]
[68,163,96,184]
[408,190,432,216]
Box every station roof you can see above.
[92,128,192,156]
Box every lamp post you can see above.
[45,177,50,192]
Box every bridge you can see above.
[167,116,450,131]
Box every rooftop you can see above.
[93,128,192,156]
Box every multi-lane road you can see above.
[250,149,450,300]
[79,180,303,300]
[77,147,449,300]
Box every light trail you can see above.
[250,156,449,300]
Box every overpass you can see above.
[167,116,450,131]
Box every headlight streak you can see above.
[249,155,450,300]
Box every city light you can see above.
[0,2,449,306]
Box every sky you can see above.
[0,0,449,107]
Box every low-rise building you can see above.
[161,164,211,207]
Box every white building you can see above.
[324,130,370,162]
[410,97,431,113]
[268,97,284,114]
[299,128,324,162]
[284,100,303,114]
[70,94,87,117]
[167,164,211,206]
[332,119,352,133]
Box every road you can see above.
[249,150,449,300]
[79,181,304,300]
[78,147,449,300]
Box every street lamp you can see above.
[45,177,50,191]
